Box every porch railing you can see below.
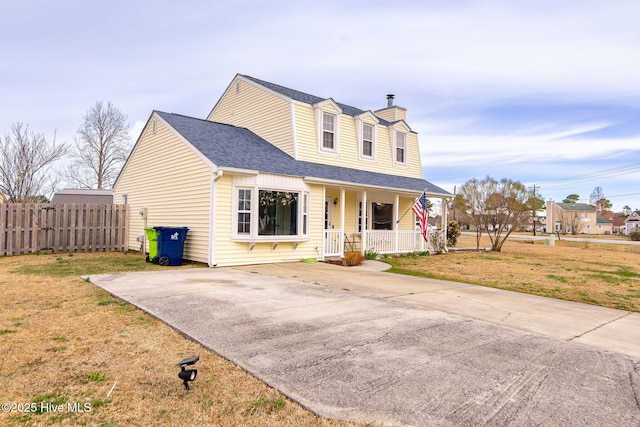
[323,229,446,258]
[364,230,446,254]
[364,230,426,254]
[324,229,343,257]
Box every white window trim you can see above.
[236,188,252,235]
[232,186,310,242]
[315,108,340,155]
[356,199,370,233]
[392,130,408,166]
[356,120,377,161]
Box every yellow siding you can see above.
[208,78,424,183]
[344,192,358,234]
[293,103,423,179]
[374,108,394,122]
[208,78,294,157]
[213,180,325,267]
[114,117,212,264]
[375,106,407,122]
[406,132,423,177]
[293,103,316,157]
[398,197,417,230]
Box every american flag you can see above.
[412,192,429,242]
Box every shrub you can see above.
[343,251,365,266]
[447,220,461,247]
[630,231,640,241]
[364,250,378,260]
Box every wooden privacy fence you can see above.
[0,203,129,256]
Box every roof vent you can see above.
[387,94,395,107]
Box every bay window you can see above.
[259,191,298,236]
[235,188,309,240]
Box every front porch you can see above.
[319,184,450,259]
[324,229,446,257]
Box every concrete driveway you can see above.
[89,262,640,427]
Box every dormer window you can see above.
[395,131,407,165]
[322,112,336,150]
[314,99,342,155]
[355,112,379,161]
[362,123,374,158]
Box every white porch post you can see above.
[442,198,448,251]
[340,187,345,257]
[394,193,399,253]
[321,185,326,260]
[361,190,367,255]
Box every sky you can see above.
[2,0,640,212]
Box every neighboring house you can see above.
[611,216,626,234]
[546,200,606,235]
[51,189,114,204]
[113,74,451,267]
[624,211,640,235]
[595,215,613,235]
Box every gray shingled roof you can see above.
[242,75,394,125]
[557,203,596,212]
[157,111,450,195]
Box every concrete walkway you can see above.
[89,262,640,426]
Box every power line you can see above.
[538,161,640,189]
[607,192,640,199]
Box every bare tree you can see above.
[562,211,584,235]
[589,186,605,206]
[0,122,67,202]
[589,186,611,214]
[65,101,131,189]
[460,176,531,251]
[458,178,484,250]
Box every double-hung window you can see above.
[322,112,336,150]
[395,131,407,165]
[362,123,374,158]
[303,193,309,235]
[315,100,342,154]
[237,189,252,234]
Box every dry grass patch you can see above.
[383,235,640,312]
[0,252,362,427]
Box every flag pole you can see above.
[396,190,428,224]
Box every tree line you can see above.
[451,178,635,251]
[0,101,131,203]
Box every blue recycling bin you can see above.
[154,226,189,266]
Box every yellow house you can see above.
[113,74,451,267]
[546,200,612,235]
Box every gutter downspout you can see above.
[209,170,224,267]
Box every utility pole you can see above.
[530,185,539,236]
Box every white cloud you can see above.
[129,121,145,142]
